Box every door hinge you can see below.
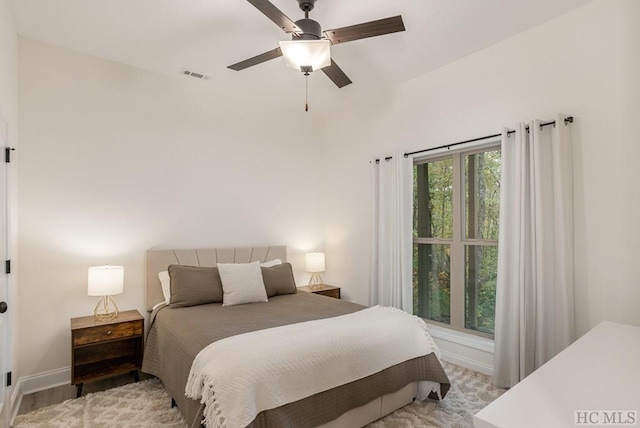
[5,260,9,274]
[5,147,14,163]
[6,372,11,387]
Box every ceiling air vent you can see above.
[183,70,209,80]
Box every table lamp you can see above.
[305,252,325,290]
[88,265,124,321]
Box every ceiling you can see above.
[9,0,593,113]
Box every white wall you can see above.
[16,37,324,379]
[322,0,640,342]
[0,0,17,136]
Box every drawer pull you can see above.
[107,330,112,335]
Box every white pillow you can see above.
[218,261,268,306]
[158,270,171,304]
[260,259,282,267]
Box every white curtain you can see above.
[370,151,413,312]
[494,114,575,388]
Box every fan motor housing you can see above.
[297,0,316,12]
[294,18,322,40]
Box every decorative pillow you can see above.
[260,259,282,267]
[218,261,268,306]
[168,265,224,308]
[158,270,171,304]
[261,263,297,297]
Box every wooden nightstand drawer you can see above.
[73,319,143,346]
[298,284,341,299]
[314,288,340,299]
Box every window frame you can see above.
[413,142,501,339]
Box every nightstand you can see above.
[298,284,341,299]
[71,309,144,397]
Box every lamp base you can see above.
[308,272,324,290]
[94,296,119,322]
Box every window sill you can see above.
[425,322,495,354]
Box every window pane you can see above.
[413,243,450,324]
[465,245,497,334]
[414,158,453,238]
[465,150,501,240]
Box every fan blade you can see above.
[324,15,405,45]
[228,47,283,71]
[246,0,299,33]
[322,60,352,88]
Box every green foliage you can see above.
[465,245,497,334]
[413,158,453,239]
[465,151,501,240]
[413,243,450,323]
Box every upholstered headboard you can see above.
[145,246,287,311]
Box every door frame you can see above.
[0,117,12,428]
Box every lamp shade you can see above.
[88,265,124,296]
[305,253,325,273]
[279,40,331,72]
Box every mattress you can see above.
[142,291,450,428]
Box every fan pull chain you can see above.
[305,74,309,112]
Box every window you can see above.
[413,146,501,337]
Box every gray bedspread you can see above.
[142,292,450,428]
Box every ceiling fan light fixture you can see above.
[279,40,331,72]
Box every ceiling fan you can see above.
[228,0,406,88]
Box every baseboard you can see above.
[17,366,71,395]
[440,350,493,376]
[10,366,71,426]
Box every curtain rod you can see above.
[398,116,574,159]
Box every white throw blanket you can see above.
[185,306,441,428]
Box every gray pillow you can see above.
[261,263,297,297]
[168,265,223,308]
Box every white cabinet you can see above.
[474,322,640,428]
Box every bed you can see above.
[141,246,450,428]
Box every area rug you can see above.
[14,362,504,428]
[13,378,185,428]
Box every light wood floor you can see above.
[17,372,153,416]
